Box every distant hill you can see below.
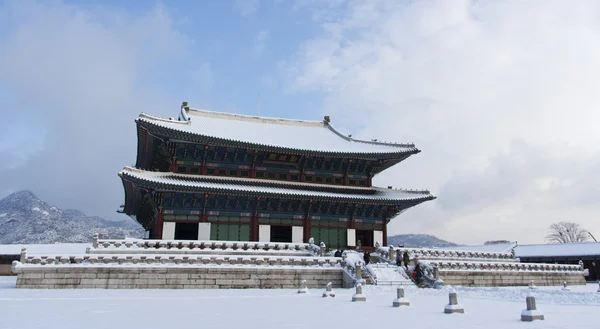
[0,190,144,244]
[387,234,460,248]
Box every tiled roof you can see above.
[119,167,434,203]
[136,107,418,156]
[515,242,600,258]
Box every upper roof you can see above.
[119,167,434,204]
[136,104,418,156]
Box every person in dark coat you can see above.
[395,250,402,266]
[334,249,342,257]
[403,251,410,268]
[415,262,423,284]
[363,251,370,265]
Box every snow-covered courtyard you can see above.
[0,277,598,329]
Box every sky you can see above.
[1,0,600,245]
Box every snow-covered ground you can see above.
[0,276,598,329]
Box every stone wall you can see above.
[439,270,586,287]
[0,264,12,276]
[14,266,343,289]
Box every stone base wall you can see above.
[0,264,12,276]
[15,266,343,289]
[439,270,586,287]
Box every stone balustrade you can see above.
[91,238,312,253]
[18,253,342,268]
[427,260,582,273]
[378,246,517,263]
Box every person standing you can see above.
[363,251,370,265]
[395,250,402,266]
[403,251,410,268]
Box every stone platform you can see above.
[14,266,342,289]
[12,237,343,289]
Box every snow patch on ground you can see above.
[0,277,598,329]
[0,213,6,218]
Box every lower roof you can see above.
[515,242,600,258]
[441,242,600,258]
[119,167,435,204]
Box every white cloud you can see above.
[234,0,260,17]
[0,1,198,220]
[253,29,270,57]
[282,0,600,244]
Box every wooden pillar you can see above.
[250,196,260,241]
[156,213,164,239]
[201,145,208,174]
[382,218,388,247]
[250,150,258,178]
[303,200,312,243]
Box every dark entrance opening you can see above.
[270,225,292,242]
[174,222,199,240]
[356,230,373,248]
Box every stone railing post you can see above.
[433,265,439,280]
[319,242,326,257]
[356,261,363,281]
[20,248,27,263]
[388,245,395,262]
[92,233,99,248]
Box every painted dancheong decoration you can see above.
[119,102,435,249]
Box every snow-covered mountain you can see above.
[0,191,144,244]
[387,234,460,248]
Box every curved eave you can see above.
[136,118,420,159]
[386,195,437,223]
[120,172,435,206]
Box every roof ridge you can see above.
[325,124,415,148]
[186,107,325,128]
[138,113,189,125]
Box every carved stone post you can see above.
[388,245,395,262]
[297,280,308,294]
[433,265,439,280]
[521,293,544,321]
[444,289,464,314]
[392,287,410,307]
[352,283,366,302]
[322,282,335,297]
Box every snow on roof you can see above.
[119,167,433,202]
[514,242,600,258]
[136,107,417,155]
[0,243,90,255]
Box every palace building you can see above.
[118,102,435,249]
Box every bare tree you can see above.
[545,222,589,244]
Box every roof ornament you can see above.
[324,115,330,124]
[180,101,190,122]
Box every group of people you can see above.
[395,249,411,268]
